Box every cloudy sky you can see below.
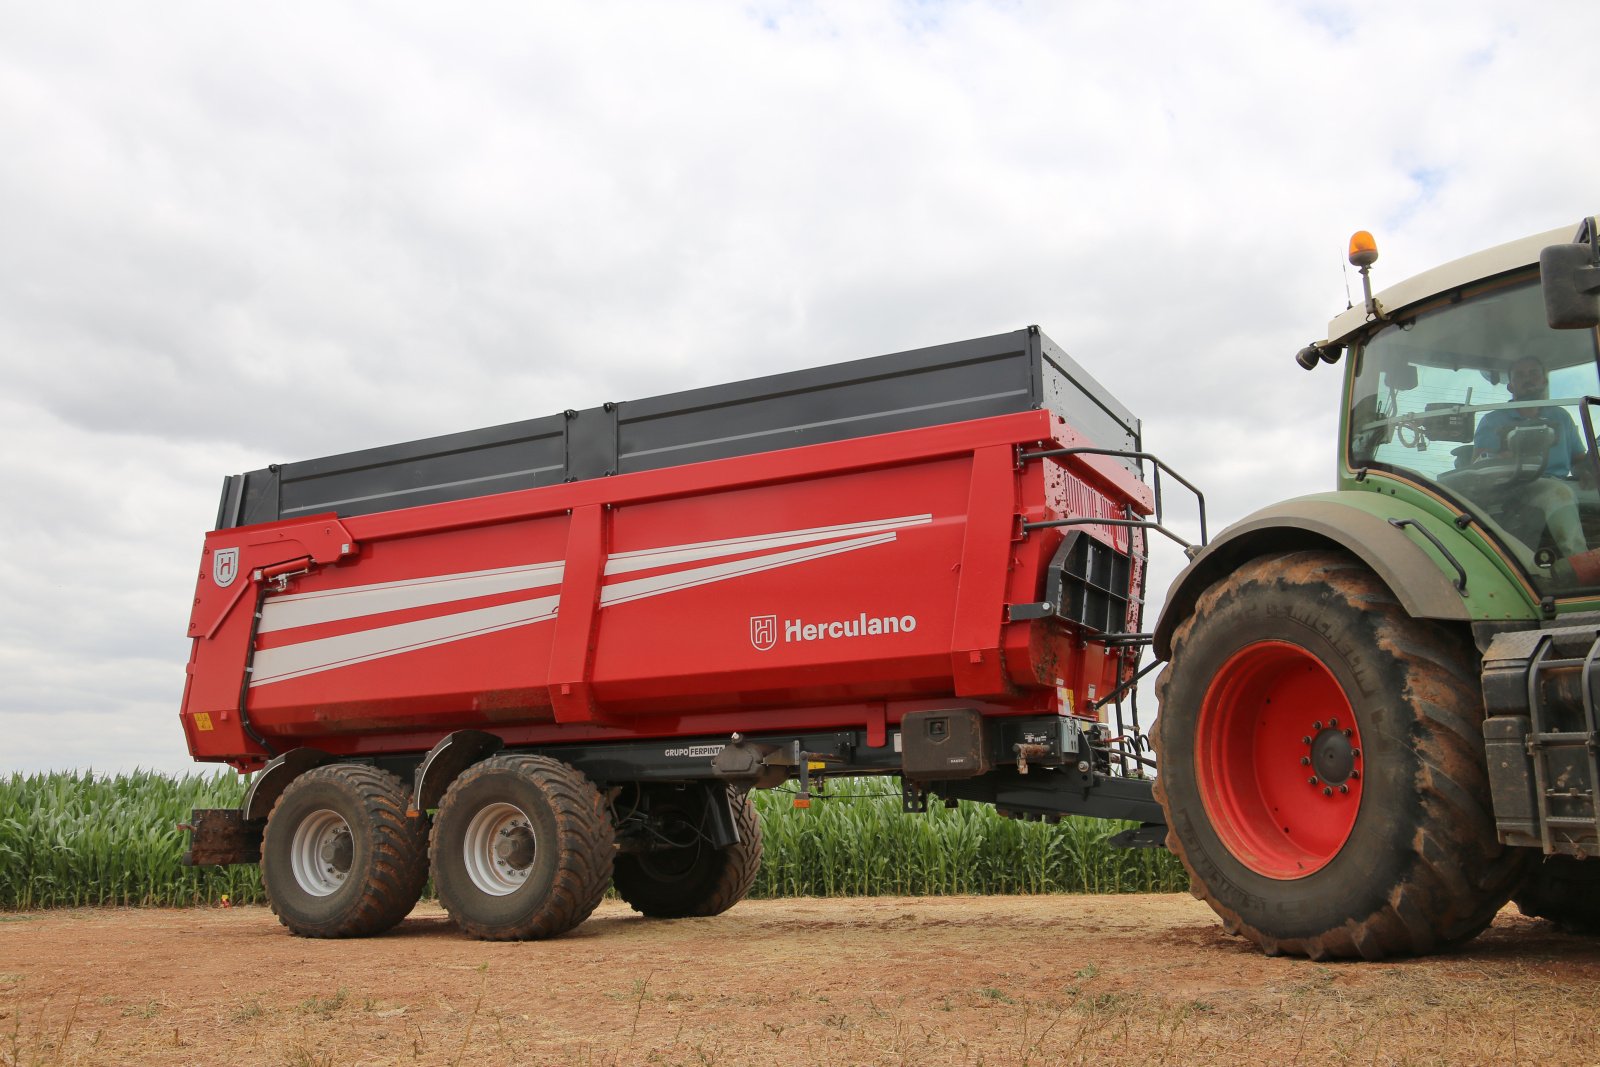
[2,1,1596,776]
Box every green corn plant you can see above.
[0,770,1184,911]
[0,769,264,909]
[750,777,1186,897]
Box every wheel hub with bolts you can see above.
[1304,718,1361,795]
[289,809,354,897]
[494,824,536,869]
[462,802,537,896]
[320,828,353,869]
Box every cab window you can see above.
[1347,278,1600,595]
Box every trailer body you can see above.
[178,327,1173,939]
[183,327,1153,768]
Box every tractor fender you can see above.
[1152,493,1533,660]
[242,747,336,822]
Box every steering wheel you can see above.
[1438,419,1559,495]
[1502,421,1558,484]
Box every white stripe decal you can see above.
[605,514,931,576]
[251,595,559,686]
[248,514,928,687]
[259,561,565,634]
[602,532,895,607]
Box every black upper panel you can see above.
[214,327,1141,529]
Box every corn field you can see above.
[749,778,1186,897]
[0,770,262,909]
[0,770,1185,910]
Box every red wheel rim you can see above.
[1194,641,1364,879]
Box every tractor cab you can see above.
[1332,225,1600,597]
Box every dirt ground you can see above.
[3,895,1599,1067]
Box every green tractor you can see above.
[1153,217,1600,959]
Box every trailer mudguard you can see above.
[242,748,335,822]
[411,730,504,814]
[1152,492,1535,660]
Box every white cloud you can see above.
[1,0,1597,773]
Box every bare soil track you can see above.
[3,895,1599,1066]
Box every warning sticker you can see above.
[194,713,214,732]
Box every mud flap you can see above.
[180,808,264,867]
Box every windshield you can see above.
[1348,277,1600,596]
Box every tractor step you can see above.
[1482,619,1600,856]
[1530,731,1595,745]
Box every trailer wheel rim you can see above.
[1195,641,1364,880]
[289,809,353,896]
[462,802,536,896]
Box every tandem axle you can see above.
[185,712,1164,870]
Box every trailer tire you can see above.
[1515,856,1600,932]
[430,754,614,940]
[613,787,763,918]
[260,764,429,938]
[1153,549,1528,960]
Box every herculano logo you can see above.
[750,615,777,651]
[750,612,918,650]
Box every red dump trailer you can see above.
[179,327,1196,940]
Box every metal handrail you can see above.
[1017,445,1208,771]
[1018,447,1208,547]
[1020,516,1193,550]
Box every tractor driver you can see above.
[1471,355,1590,558]
[1474,357,1587,476]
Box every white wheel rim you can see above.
[290,809,353,896]
[463,801,536,896]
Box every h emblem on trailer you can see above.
[213,547,240,588]
[750,615,777,652]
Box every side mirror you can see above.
[1541,218,1600,330]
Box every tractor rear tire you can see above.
[1153,549,1529,960]
[613,787,763,918]
[260,763,429,938]
[430,754,614,940]
[1515,856,1600,932]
